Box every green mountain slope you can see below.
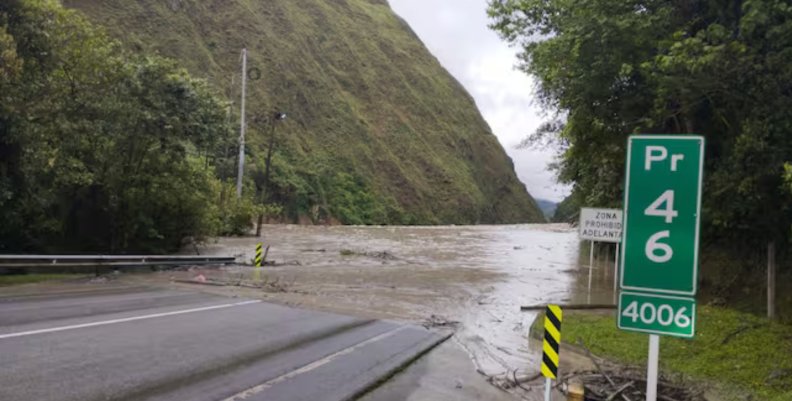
[63,0,543,224]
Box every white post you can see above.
[544,377,552,401]
[587,240,595,304]
[235,48,248,198]
[588,240,594,285]
[646,334,660,401]
[613,242,620,302]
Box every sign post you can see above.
[613,242,620,302]
[588,240,594,301]
[619,135,704,401]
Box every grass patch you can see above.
[546,307,792,400]
[0,274,88,287]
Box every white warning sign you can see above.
[579,208,623,243]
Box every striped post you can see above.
[254,243,263,282]
[541,304,563,401]
[255,243,263,267]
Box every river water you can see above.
[193,224,618,378]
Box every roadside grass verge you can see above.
[533,306,792,400]
[0,274,88,287]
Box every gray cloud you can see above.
[388,0,570,202]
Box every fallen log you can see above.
[606,381,634,401]
[521,304,616,311]
[512,369,537,392]
[173,279,227,287]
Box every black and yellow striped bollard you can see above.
[255,243,263,267]
[541,304,562,401]
[254,242,263,281]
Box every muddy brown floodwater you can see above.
[142,223,619,380]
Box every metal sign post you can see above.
[647,334,660,401]
[613,242,620,301]
[619,135,704,401]
[587,240,594,295]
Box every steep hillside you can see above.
[63,0,543,224]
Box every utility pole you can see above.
[235,48,248,198]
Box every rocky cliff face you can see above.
[63,0,544,224]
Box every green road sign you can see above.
[618,291,696,338]
[620,135,704,296]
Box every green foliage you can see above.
[218,194,257,236]
[326,172,388,225]
[488,0,792,249]
[0,25,22,82]
[556,309,792,400]
[62,0,546,225]
[0,0,236,252]
[551,191,582,223]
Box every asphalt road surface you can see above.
[0,284,449,401]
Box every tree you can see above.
[488,0,792,251]
[0,0,234,252]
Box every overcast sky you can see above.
[388,0,569,202]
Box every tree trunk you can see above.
[255,213,263,237]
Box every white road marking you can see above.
[222,325,409,401]
[0,300,261,340]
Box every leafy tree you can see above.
[552,191,582,223]
[489,0,792,251]
[0,0,235,252]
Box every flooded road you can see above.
[183,224,618,379]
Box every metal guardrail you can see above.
[0,255,237,270]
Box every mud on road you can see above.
[121,223,620,384]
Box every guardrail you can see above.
[0,254,238,274]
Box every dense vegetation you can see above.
[0,0,260,252]
[63,0,544,228]
[551,191,582,223]
[489,0,792,312]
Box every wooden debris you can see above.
[421,314,460,329]
[550,339,708,401]
[606,381,634,401]
[520,304,616,311]
[577,339,632,401]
